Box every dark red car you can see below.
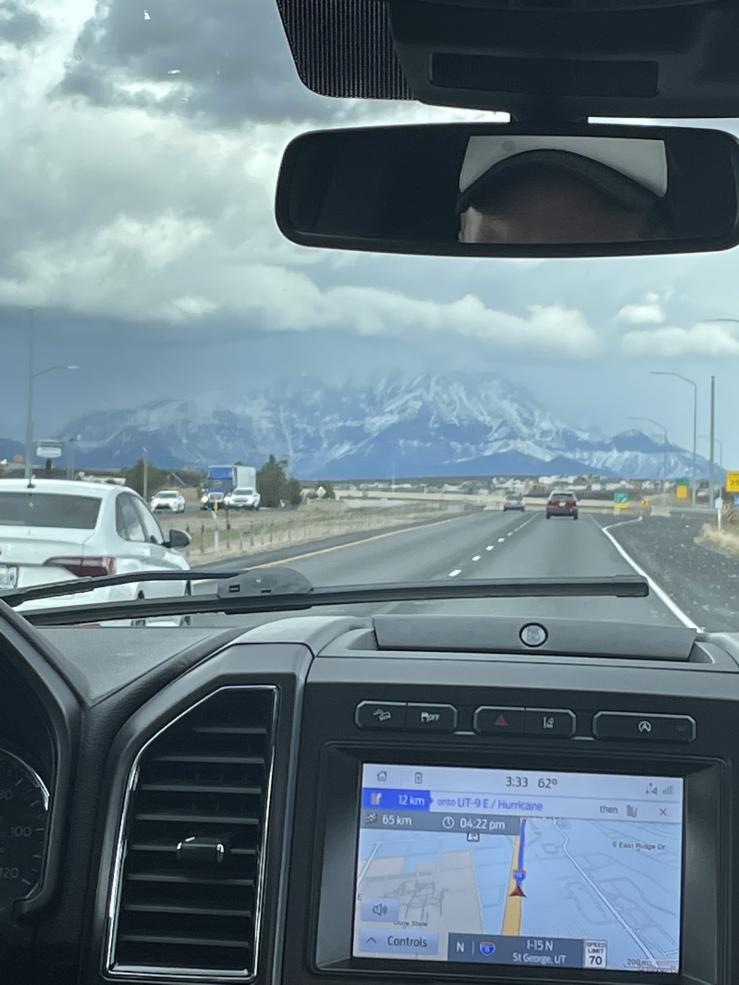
[546,490,578,520]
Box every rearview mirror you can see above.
[165,528,191,550]
[276,123,739,258]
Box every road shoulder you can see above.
[593,513,739,632]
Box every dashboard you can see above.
[0,603,737,985]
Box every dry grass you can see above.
[698,522,739,558]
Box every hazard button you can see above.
[473,707,525,735]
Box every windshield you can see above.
[0,493,101,530]
[1,0,736,632]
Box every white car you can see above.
[224,487,261,510]
[150,488,186,513]
[0,479,191,614]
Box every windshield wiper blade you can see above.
[0,568,249,608]
[15,573,649,627]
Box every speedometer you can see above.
[0,750,49,911]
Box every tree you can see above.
[257,455,288,508]
[316,481,336,500]
[285,477,303,507]
[122,459,169,497]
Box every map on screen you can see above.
[353,764,683,974]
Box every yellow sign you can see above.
[726,471,739,493]
[676,483,689,500]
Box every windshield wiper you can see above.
[0,569,245,608]
[5,569,650,627]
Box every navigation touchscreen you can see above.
[353,764,683,975]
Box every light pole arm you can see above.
[32,365,79,379]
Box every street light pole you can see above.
[24,311,79,485]
[142,448,149,501]
[708,375,716,506]
[700,435,724,468]
[649,371,698,506]
[24,309,35,483]
[66,435,79,480]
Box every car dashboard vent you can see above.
[108,686,277,981]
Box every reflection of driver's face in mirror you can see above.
[459,168,670,245]
[457,138,672,246]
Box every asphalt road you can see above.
[194,509,693,628]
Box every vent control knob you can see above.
[176,835,228,865]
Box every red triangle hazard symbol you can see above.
[510,884,526,898]
[495,714,508,727]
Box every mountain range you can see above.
[3,373,712,480]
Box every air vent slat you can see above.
[140,783,262,795]
[128,842,257,857]
[135,811,259,825]
[123,903,253,918]
[151,753,265,764]
[126,872,255,887]
[109,686,276,979]
[119,933,251,950]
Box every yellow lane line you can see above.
[227,513,468,571]
[501,834,523,936]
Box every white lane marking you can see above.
[486,545,493,551]
[605,515,644,532]
[498,537,505,543]
[595,516,698,629]
[448,568,462,578]
[218,510,473,573]
[472,555,481,561]
[507,532,513,537]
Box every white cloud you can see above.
[621,320,739,357]
[616,292,665,325]
[0,56,591,359]
[162,295,218,320]
[0,0,734,386]
[200,266,600,358]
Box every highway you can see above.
[200,509,693,627]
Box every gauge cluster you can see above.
[0,749,50,914]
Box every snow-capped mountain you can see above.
[36,373,710,479]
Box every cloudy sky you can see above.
[1,0,738,464]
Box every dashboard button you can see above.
[355,701,406,730]
[593,712,696,743]
[357,927,438,956]
[360,898,400,922]
[474,707,525,735]
[406,703,457,732]
[524,708,576,737]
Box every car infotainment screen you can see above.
[353,764,683,974]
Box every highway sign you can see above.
[613,491,629,503]
[36,441,62,460]
[726,471,739,493]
